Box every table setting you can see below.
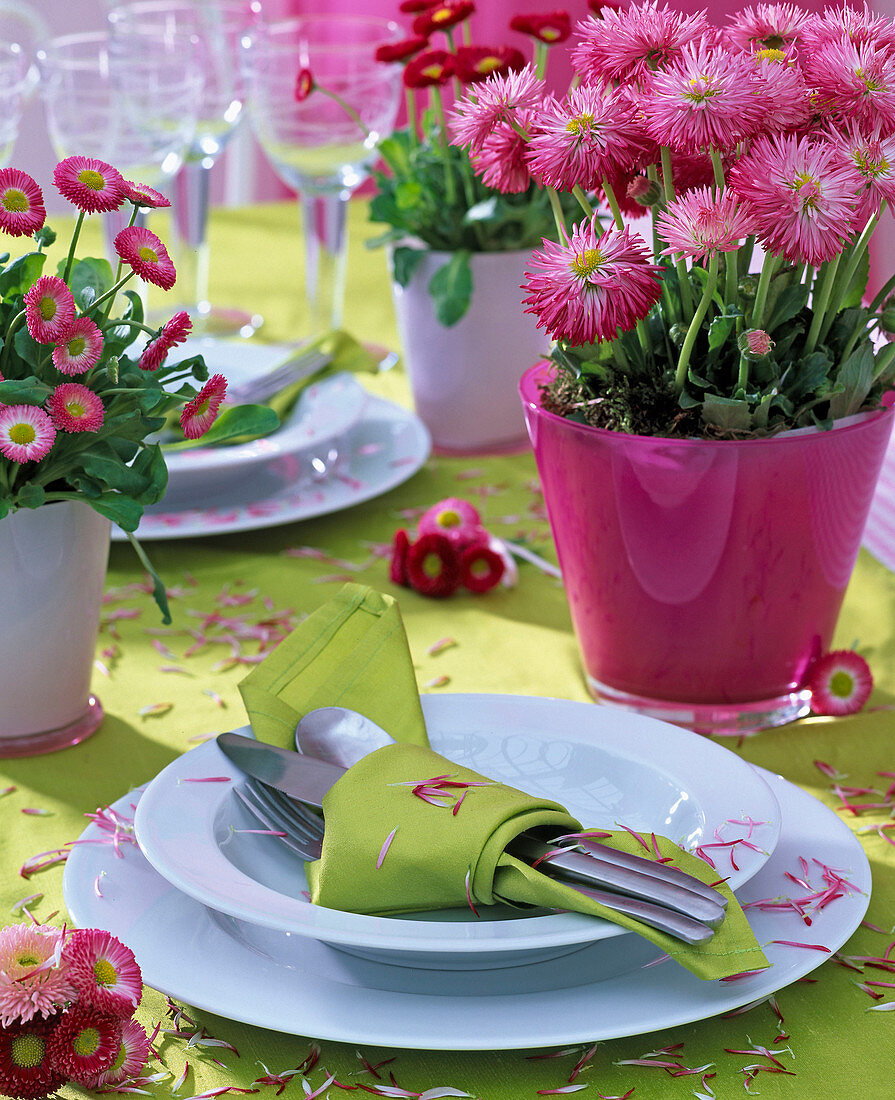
[1,1,895,1098]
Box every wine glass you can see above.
[240,15,402,334]
[106,0,261,338]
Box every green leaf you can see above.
[16,482,46,509]
[84,492,143,532]
[701,394,753,432]
[12,327,44,370]
[0,376,51,404]
[122,529,171,624]
[428,250,473,327]
[828,344,875,418]
[765,283,809,332]
[129,443,168,504]
[0,252,45,298]
[841,247,870,311]
[68,257,114,312]
[391,246,427,289]
[707,315,734,351]
[163,404,281,449]
[81,446,156,497]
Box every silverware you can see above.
[217,732,726,944]
[228,347,331,406]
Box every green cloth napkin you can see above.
[305,742,770,982]
[238,583,427,751]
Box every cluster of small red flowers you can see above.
[0,923,149,1100]
[390,497,511,598]
[375,2,578,89]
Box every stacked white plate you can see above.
[112,339,431,541]
[62,695,871,1049]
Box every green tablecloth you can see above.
[1,201,893,1099]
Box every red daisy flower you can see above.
[0,1017,66,1100]
[294,68,314,102]
[389,528,411,586]
[45,383,104,434]
[412,1,475,37]
[0,168,46,238]
[114,226,176,291]
[62,929,142,1018]
[509,11,572,44]
[807,650,873,717]
[399,0,437,11]
[459,542,505,593]
[53,156,126,215]
[52,317,103,376]
[180,374,228,440]
[405,533,461,597]
[454,44,526,83]
[23,276,76,345]
[87,1018,150,1090]
[375,36,430,63]
[403,48,455,87]
[45,1005,121,1084]
[122,181,171,209]
[139,310,192,371]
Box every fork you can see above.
[233,776,720,944]
[228,348,332,406]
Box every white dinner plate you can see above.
[132,694,781,967]
[111,393,430,540]
[64,768,869,1049]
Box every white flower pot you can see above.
[0,501,110,755]
[391,248,548,454]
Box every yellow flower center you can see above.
[39,296,57,321]
[66,400,86,418]
[475,56,503,75]
[94,957,118,987]
[755,47,786,62]
[15,952,40,968]
[566,112,595,136]
[67,335,87,357]
[830,670,855,698]
[78,168,107,192]
[9,423,36,445]
[2,187,28,213]
[541,27,562,41]
[10,1034,45,1069]
[570,247,604,278]
[431,7,453,24]
[435,508,462,529]
[421,62,445,79]
[854,149,889,178]
[793,171,822,210]
[73,1026,101,1057]
[138,245,159,264]
[685,74,719,103]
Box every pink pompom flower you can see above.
[0,924,74,1028]
[523,220,664,346]
[724,2,809,52]
[53,155,126,215]
[138,310,192,371]
[122,181,171,209]
[657,185,754,262]
[449,65,543,152]
[748,48,812,133]
[727,132,862,267]
[807,650,873,717]
[831,123,895,224]
[417,497,484,544]
[45,1004,121,1084]
[23,276,76,345]
[46,383,104,434]
[0,168,46,238]
[802,37,895,134]
[471,118,534,193]
[62,929,142,1018]
[114,226,176,291]
[52,317,104,376]
[0,405,56,463]
[179,373,228,440]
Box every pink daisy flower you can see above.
[0,925,74,1028]
[52,317,103,376]
[0,1016,66,1100]
[45,1004,121,1084]
[571,0,710,87]
[522,219,664,345]
[138,310,192,371]
[637,42,766,154]
[831,123,895,222]
[657,185,755,261]
[0,168,46,239]
[740,328,775,356]
[180,374,228,440]
[526,85,644,192]
[728,132,862,266]
[0,405,56,464]
[122,181,171,209]
[53,155,126,215]
[471,119,533,193]
[750,49,813,132]
[88,1017,150,1089]
[807,649,873,717]
[724,2,809,52]
[23,276,76,345]
[62,930,142,1018]
[45,383,104,434]
[417,497,484,546]
[802,37,895,133]
[449,65,543,152]
[114,226,176,291]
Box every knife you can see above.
[217,732,727,939]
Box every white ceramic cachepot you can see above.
[0,500,110,756]
[390,248,548,454]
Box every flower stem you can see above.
[547,186,568,239]
[818,212,878,346]
[62,211,86,285]
[405,88,419,144]
[1,309,25,374]
[430,87,457,206]
[86,270,137,317]
[872,340,895,383]
[659,146,693,319]
[572,185,595,219]
[709,147,725,194]
[318,86,369,137]
[534,41,548,79]
[804,254,840,355]
[601,176,624,229]
[675,252,718,393]
[750,250,781,331]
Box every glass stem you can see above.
[172,156,214,314]
[300,192,349,333]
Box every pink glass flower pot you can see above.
[0,500,109,756]
[520,362,895,735]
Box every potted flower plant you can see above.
[0,156,274,755]
[367,1,585,453]
[448,0,895,734]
